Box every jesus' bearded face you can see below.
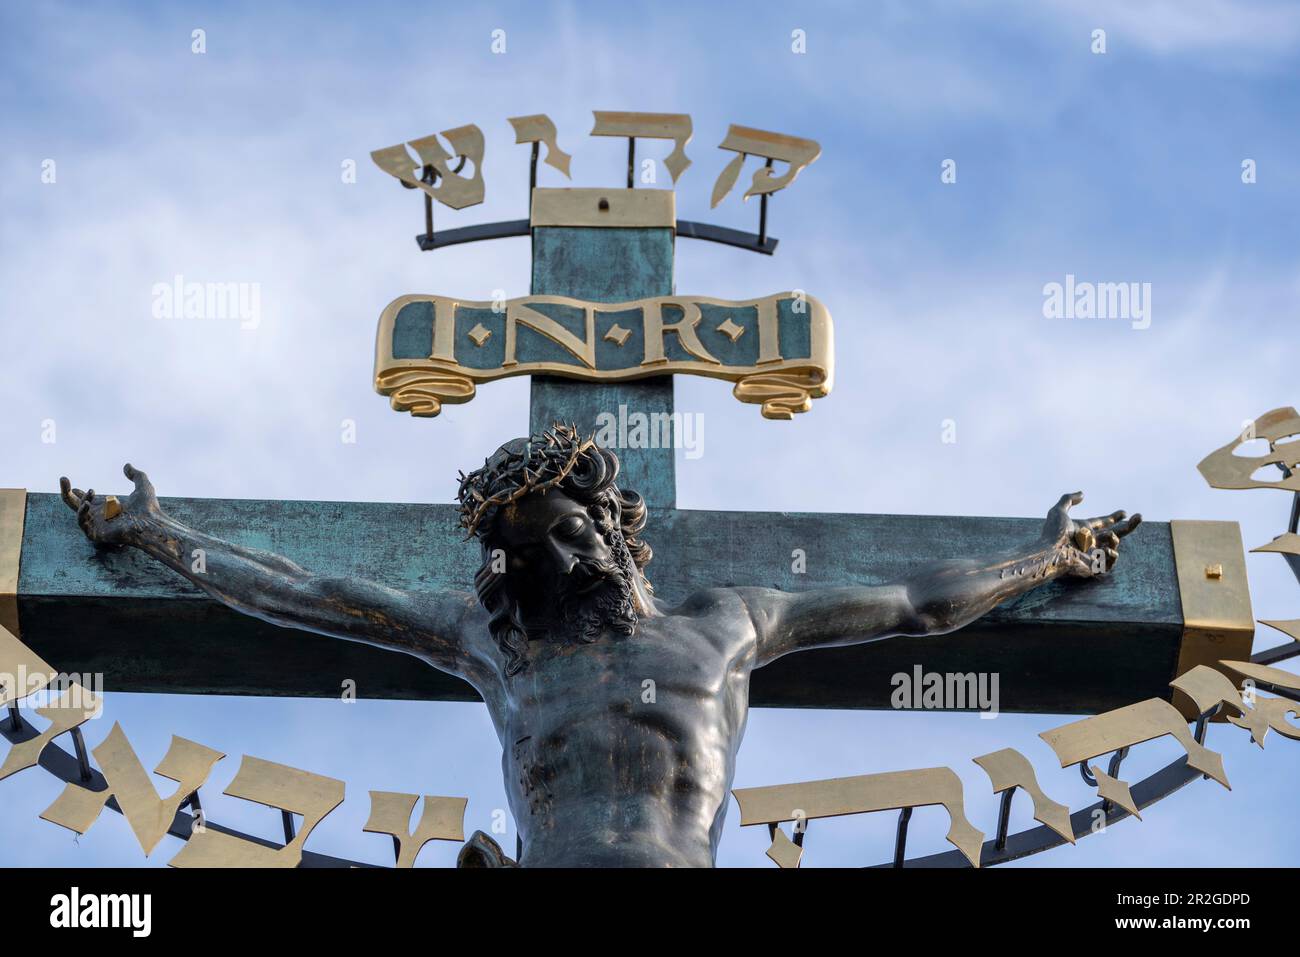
[489,489,639,645]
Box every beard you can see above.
[551,542,640,646]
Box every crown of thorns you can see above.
[456,424,598,539]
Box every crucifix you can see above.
[8,114,1254,867]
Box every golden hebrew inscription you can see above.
[0,685,100,781]
[591,111,692,182]
[375,292,834,420]
[1040,698,1229,789]
[972,748,1073,844]
[41,724,223,855]
[169,755,344,867]
[508,114,571,178]
[710,125,822,207]
[371,125,486,210]
[1198,406,1300,493]
[732,767,985,867]
[363,790,467,868]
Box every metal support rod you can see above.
[70,727,92,782]
[627,137,636,189]
[391,834,401,864]
[757,157,773,248]
[1079,762,1097,787]
[529,141,539,192]
[421,165,437,241]
[281,809,296,844]
[1106,746,1130,779]
[793,820,806,848]
[893,806,913,868]
[6,702,20,734]
[995,786,1017,850]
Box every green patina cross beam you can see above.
[2,196,1255,715]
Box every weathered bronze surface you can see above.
[60,432,1141,867]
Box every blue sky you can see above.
[2,0,1299,867]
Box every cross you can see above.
[3,186,1253,726]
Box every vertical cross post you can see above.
[528,190,677,508]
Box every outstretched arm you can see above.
[61,465,491,683]
[742,492,1141,667]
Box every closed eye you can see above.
[553,516,587,539]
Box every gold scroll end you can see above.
[374,369,476,419]
[1170,520,1255,719]
[530,187,675,229]
[0,489,25,640]
[734,371,828,420]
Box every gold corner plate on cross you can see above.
[0,490,25,640]
[530,187,675,229]
[373,291,833,420]
[1169,520,1255,717]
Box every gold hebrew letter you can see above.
[1219,660,1300,746]
[0,622,57,708]
[169,755,345,867]
[0,684,100,781]
[972,748,1074,844]
[41,723,223,855]
[1040,697,1229,789]
[764,825,804,869]
[371,124,486,210]
[1252,534,1300,641]
[1170,664,1246,719]
[1198,406,1300,493]
[710,124,822,207]
[732,767,985,867]
[591,111,693,183]
[362,790,467,868]
[508,114,571,178]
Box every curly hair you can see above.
[457,424,653,675]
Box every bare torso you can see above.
[476,588,756,867]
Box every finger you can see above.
[1054,491,1083,513]
[1082,509,1126,530]
[76,497,92,532]
[124,463,138,482]
[1096,530,1119,550]
[1106,547,1119,569]
[1112,514,1142,538]
[60,477,80,510]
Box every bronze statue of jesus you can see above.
[60,425,1139,867]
